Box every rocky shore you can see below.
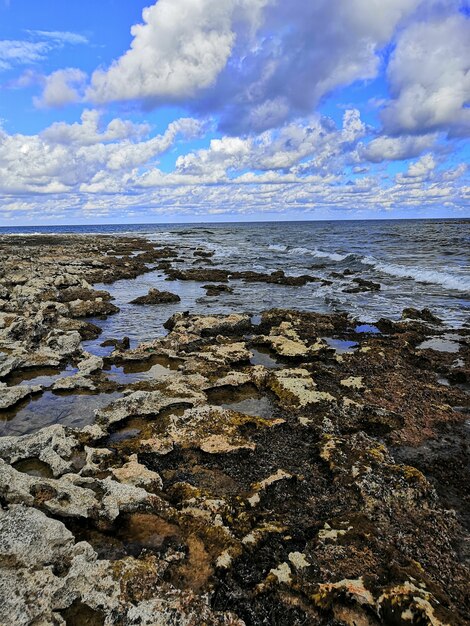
[0,234,469,626]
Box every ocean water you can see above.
[1,219,469,348]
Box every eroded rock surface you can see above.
[0,235,469,626]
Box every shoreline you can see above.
[0,234,469,625]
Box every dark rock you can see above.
[344,277,381,293]
[130,288,181,305]
[166,268,231,282]
[402,307,442,324]
[194,250,214,258]
[101,336,131,351]
[203,284,234,297]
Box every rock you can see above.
[164,312,252,337]
[268,368,335,408]
[111,454,163,489]
[344,278,381,293]
[0,354,23,378]
[130,288,181,305]
[402,307,442,324]
[45,329,82,357]
[68,298,120,318]
[0,383,40,410]
[56,286,113,303]
[0,504,74,568]
[96,387,205,429]
[203,284,234,297]
[77,353,103,375]
[141,405,282,455]
[101,336,130,351]
[0,425,80,476]
[51,374,96,391]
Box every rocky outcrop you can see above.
[0,235,468,626]
[130,288,181,305]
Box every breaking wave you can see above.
[288,247,347,262]
[360,257,470,292]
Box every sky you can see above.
[0,0,469,225]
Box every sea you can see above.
[1,219,469,351]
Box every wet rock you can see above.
[194,250,214,258]
[78,353,104,375]
[0,425,80,476]
[101,336,130,351]
[96,387,206,429]
[0,382,41,410]
[343,278,381,293]
[51,374,96,391]
[166,268,231,283]
[67,298,120,318]
[130,288,181,305]
[402,307,443,324]
[111,454,163,490]
[141,405,284,455]
[268,368,335,408]
[203,284,234,297]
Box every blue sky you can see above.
[0,0,468,225]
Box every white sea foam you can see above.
[268,244,288,252]
[360,257,470,292]
[288,247,347,262]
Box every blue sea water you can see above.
[1,219,469,344]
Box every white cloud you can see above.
[0,113,203,194]
[26,30,88,46]
[41,109,150,145]
[88,0,270,104]
[359,134,437,163]
[0,40,49,71]
[86,0,421,133]
[382,14,470,137]
[0,30,88,73]
[173,110,366,181]
[34,68,88,108]
[405,154,436,179]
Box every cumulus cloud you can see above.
[171,109,366,182]
[86,0,421,133]
[41,109,150,145]
[88,0,270,105]
[382,14,470,137]
[359,134,437,163]
[34,68,88,108]
[0,113,203,194]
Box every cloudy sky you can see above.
[0,0,469,225]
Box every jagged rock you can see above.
[0,354,23,378]
[203,284,234,296]
[0,383,41,410]
[77,353,104,375]
[68,298,120,318]
[130,288,181,305]
[268,368,335,408]
[96,387,206,429]
[402,307,443,324]
[52,374,96,391]
[344,277,381,293]
[112,454,163,489]
[141,405,284,455]
[0,425,80,476]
